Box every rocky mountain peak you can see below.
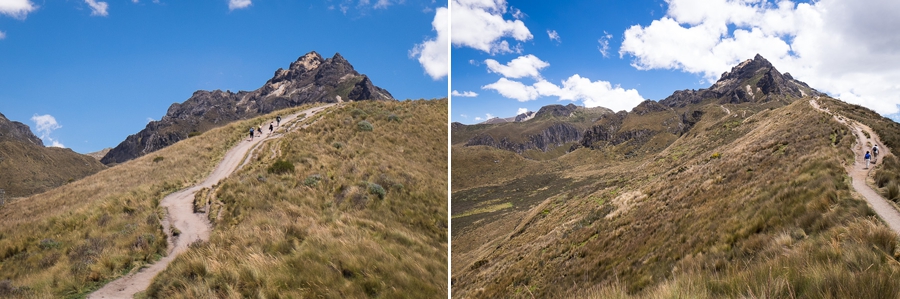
[661,54,823,108]
[289,51,324,71]
[0,112,43,146]
[102,51,393,165]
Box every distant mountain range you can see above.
[101,51,394,165]
[0,112,106,198]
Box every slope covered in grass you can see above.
[452,96,900,298]
[145,99,448,298]
[0,106,308,298]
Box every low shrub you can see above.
[268,160,294,174]
[367,182,386,199]
[304,174,323,187]
[387,114,401,122]
[358,121,374,132]
[153,156,164,163]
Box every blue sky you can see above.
[451,0,900,124]
[0,0,448,154]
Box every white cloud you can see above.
[147,117,155,123]
[486,113,495,119]
[482,77,541,101]
[228,0,251,10]
[451,0,533,54]
[484,54,549,79]
[374,0,392,9]
[460,114,468,118]
[483,75,645,112]
[410,6,449,80]
[0,0,36,19]
[31,114,65,148]
[598,31,612,57]
[474,116,483,121]
[452,90,479,97]
[0,31,5,39]
[517,107,528,114]
[620,0,900,115]
[547,29,560,43]
[510,7,524,19]
[84,0,108,16]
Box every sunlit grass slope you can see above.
[453,97,900,298]
[0,106,308,298]
[145,99,448,298]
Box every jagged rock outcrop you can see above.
[466,122,582,153]
[102,51,393,165]
[515,111,535,122]
[660,54,824,108]
[535,104,579,118]
[0,112,43,146]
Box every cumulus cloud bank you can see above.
[0,0,36,19]
[451,0,532,54]
[480,54,646,112]
[411,6,449,80]
[620,0,900,115]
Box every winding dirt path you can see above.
[810,99,900,233]
[89,104,336,298]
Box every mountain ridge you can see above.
[101,51,393,165]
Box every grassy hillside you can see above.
[0,141,107,198]
[0,106,308,298]
[452,97,900,298]
[144,99,448,298]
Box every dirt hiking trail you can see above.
[89,104,336,298]
[810,99,900,233]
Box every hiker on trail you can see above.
[269,122,274,134]
[249,127,254,141]
[276,115,281,126]
[865,151,871,169]
[874,145,880,158]
[258,126,262,137]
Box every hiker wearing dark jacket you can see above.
[865,151,872,169]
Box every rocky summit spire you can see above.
[660,54,824,107]
[101,51,394,165]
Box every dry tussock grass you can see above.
[453,97,900,298]
[145,99,448,298]
[0,105,308,298]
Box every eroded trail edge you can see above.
[810,99,900,234]
[89,104,336,298]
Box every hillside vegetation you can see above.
[0,106,308,298]
[452,96,900,298]
[144,99,448,298]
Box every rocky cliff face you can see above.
[465,122,583,153]
[0,112,43,146]
[101,51,394,165]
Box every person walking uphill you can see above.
[865,151,872,169]
[269,122,274,135]
[276,115,281,127]
[249,127,255,141]
[874,145,880,162]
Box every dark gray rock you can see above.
[0,112,43,146]
[102,51,394,165]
